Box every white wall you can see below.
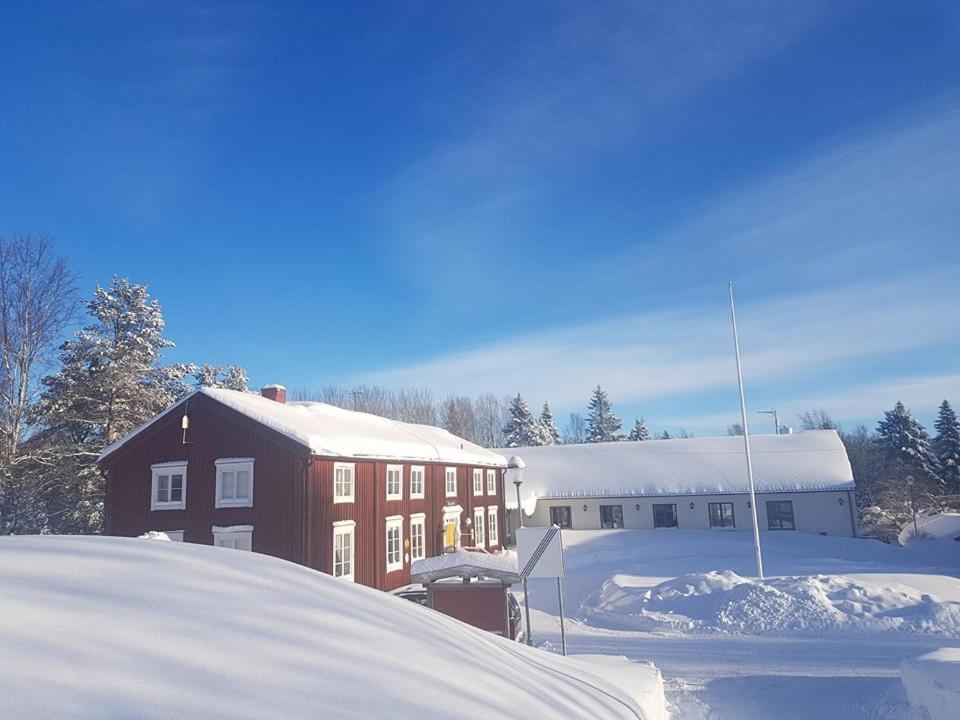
[521,490,856,537]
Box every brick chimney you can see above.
[261,384,287,404]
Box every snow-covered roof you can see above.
[99,386,507,467]
[411,550,520,583]
[0,535,659,719]
[502,430,855,513]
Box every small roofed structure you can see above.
[410,551,523,640]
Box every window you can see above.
[652,504,677,528]
[151,462,187,510]
[410,466,425,499]
[600,504,624,529]
[487,469,496,495]
[334,462,355,503]
[767,500,796,530]
[445,467,457,497]
[410,514,425,561]
[709,502,735,528]
[212,525,253,551]
[215,458,254,508]
[473,506,485,546]
[473,468,483,496]
[487,506,499,546]
[386,464,403,501]
[550,506,572,529]
[386,516,403,572]
[333,521,355,581]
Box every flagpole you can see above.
[729,282,764,579]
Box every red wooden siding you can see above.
[102,392,506,593]
[102,393,309,564]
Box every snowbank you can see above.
[583,570,960,636]
[569,655,667,720]
[0,536,663,720]
[901,648,960,720]
[899,512,960,546]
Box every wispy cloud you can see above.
[352,271,960,415]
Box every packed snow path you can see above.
[522,530,960,720]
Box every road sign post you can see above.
[516,526,567,656]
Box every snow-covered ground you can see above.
[0,535,665,720]
[522,529,960,720]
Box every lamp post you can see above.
[757,409,780,435]
[506,455,532,646]
[906,475,918,539]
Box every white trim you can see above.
[486,469,497,496]
[409,465,425,499]
[212,525,253,551]
[151,462,187,511]
[215,458,254,509]
[333,521,356,582]
[445,466,457,498]
[409,514,426,561]
[487,506,499,546]
[333,462,355,504]
[386,464,403,501]
[472,468,483,496]
[152,529,184,542]
[473,506,485,547]
[385,516,403,573]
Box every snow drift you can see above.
[583,570,960,636]
[901,648,960,720]
[0,536,663,720]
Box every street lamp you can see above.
[906,475,919,539]
[505,455,531,646]
[757,409,780,435]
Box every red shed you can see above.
[98,385,507,591]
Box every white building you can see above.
[504,429,857,537]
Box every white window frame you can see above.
[445,467,457,498]
[472,468,483,496]
[385,515,403,573]
[334,462,355,504]
[409,465,425,500]
[215,458,254,509]
[212,524,253,551]
[473,506,485,547]
[332,520,356,582]
[151,461,187,511]
[386,464,403,501]
[487,506,499,546]
[410,513,426,562]
[486,469,497,496]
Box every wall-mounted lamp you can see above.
[746,501,752,509]
[635,503,641,511]
[838,497,844,505]
[689,502,695,510]
[582,504,588,512]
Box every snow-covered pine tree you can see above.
[538,402,560,445]
[502,394,540,447]
[659,430,672,440]
[934,399,960,495]
[874,401,941,489]
[627,417,650,441]
[585,385,621,443]
[194,363,249,391]
[37,278,194,532]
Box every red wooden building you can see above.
[99,385,508,591]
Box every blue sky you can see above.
[1,1,959,436]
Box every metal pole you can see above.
[515,480,533,646]
[729,282,765,579]
[907,475,918,538]
[774,409,780,435]
[557,576,567,656]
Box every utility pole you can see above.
[729,282,765,579]
[757,409,780,435]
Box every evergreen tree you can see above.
[195,363,249,392]
[659,430,672,440]
[502,394,541,447]
[934,400,960,495]
[874,401,940,487]
[37,278,193,532]
[627,417,649,441]
[538,402,560,445]
[585,385,621,443]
